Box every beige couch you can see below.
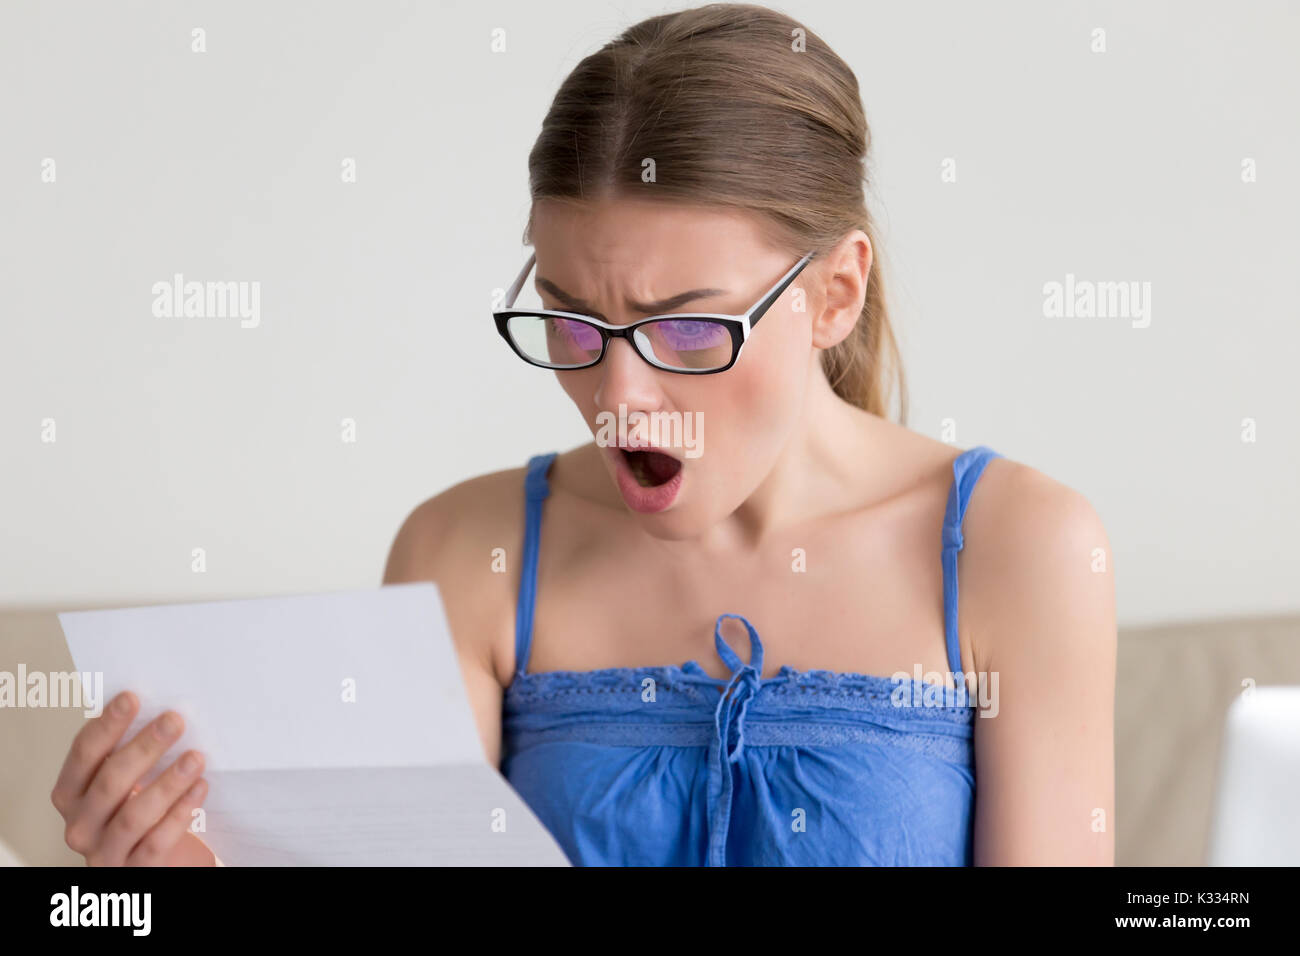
[2,603,1297,866]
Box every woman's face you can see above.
[529,196,825,541]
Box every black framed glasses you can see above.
[493,251,816,374]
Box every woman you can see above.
[53,3,1114,866]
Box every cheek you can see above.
[556,369,600,419]
[689,315,808,464]
[732,311,809,420]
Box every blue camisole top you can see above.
[500,445,1002,866]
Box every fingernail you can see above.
[180,752,201,774]
[113,692,133,716]
[154,713,180,740]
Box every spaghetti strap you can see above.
[940,445,1002,680]
[515,452,557,676]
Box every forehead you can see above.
[530,196,772,265]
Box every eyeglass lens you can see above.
[506,315,734,371]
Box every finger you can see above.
[126,778,209,867]
[51,690,138,815]
[78,710,186,841]
[96,750,205,865]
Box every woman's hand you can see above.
[51,690,215,866]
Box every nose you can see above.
[593,337,665,420]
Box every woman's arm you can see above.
[382,484,508,768]
[962,459,1117,865]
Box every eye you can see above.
[550,317,602,351]
[655,319,729,350]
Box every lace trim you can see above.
[505,663,976,722]
[502,719,974,765]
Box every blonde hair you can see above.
[522,3,906,421]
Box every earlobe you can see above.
[809,301,861,350]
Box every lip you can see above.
[602,445,685,514]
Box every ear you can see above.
[809,231,872,350]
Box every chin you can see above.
[628,504,712,542]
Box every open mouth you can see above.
[620,448,683,488]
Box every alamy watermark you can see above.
[50,885,150,936]
[891,665,1000,717]
[0,666,104,717]
[595,402,703,458]
[151,274,260,328]
[1042,274,1151,328]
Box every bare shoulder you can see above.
[383,464,528,585]
[962,452,1111,578]
[383,445,607,582]
[382,462,534,688]
[958,450,1116,667]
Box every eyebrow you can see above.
[535,277,730,321]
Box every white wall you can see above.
[1,0,1297,626]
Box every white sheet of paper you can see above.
[59,583,570,866]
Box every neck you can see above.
[708,359,883,551]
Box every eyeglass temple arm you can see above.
[502,252,537,309]
[747,252,816,325]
